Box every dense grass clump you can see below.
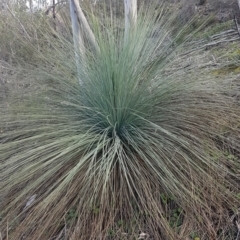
[0,2,240,239]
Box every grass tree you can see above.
[0,0,240,239]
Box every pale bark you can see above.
[69,0,99,53]
[68,0,138,84]
[124,0,137,43]
[69,0,85,84]
[29,0,33,12]
[68,0,100,84]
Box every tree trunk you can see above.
[52,0,56,30]
[29,0,33,12]
[124,0,137,43]
[68,0,138,85]
[234,0,240,37]
[69,0,99,53]
[68,0,100,84]
[69,0,85,84]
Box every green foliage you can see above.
[169,207,182,228]
[66,208,78,225]
[198,20,233,40]
[212,64,240,75]
[189,232,200,240]
[0,1,240,240]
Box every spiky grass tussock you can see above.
[0,2,240,239]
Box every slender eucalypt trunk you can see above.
[124,0,137,43]
[68,0,138,84]
[68,0,99,85]
[69,0,85,84]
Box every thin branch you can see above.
[45,0,66,15]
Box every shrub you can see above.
[0,1,240,239]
